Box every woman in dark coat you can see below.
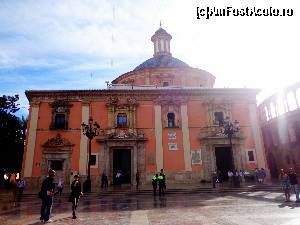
[70,175,83,219]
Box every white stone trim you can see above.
[79,105,89,175]
[181,104,192,171]
[154,105,163,171]
[24,105,39,177]
[249,104,266,169]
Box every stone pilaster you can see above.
[154,105,163,171]
[249,104,267,170]
[181,104,192,171]
[24,102,40,177]
[79,102,89,175]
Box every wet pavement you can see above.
[1,190,300,225]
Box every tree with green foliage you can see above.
[0,95,27,172]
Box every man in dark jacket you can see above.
[70,174,83,219]
[288,168,300,202]
[40,169,56,223]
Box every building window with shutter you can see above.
[247,149,256,162]
[54,114,66,129]
[117,113,127,128]
[214,111,224,126]
[167,112,175,128]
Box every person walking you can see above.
[17,177,26,202]
[212,172,218,188]
[136,171,140,191]
[9,173,18,206]
[152,174,158,196]
[40,169,56,223]
[279,169,291,202]
[57,178,63,196]
[101,172,108,190]
[239,170,244,185]
[261,168,266,184]
[70,174,83,219]
[287,168,300,203]
[227,170,233,187]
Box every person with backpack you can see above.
[39,169,56,223]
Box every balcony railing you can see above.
[97,128,147,141]
[200,126,243,139]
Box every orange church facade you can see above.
[22,28,267,189]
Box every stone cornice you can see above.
[26,88,260,103]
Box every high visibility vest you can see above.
[158,175,163,180]
[152,176,157,181]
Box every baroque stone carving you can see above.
[101,129,146,140]
[42,133,74,148]
[107,96,119,105]
[49,100,73,113]
[127,96,138,105]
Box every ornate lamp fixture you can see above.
[81,117,101,192]
[220,116,240,170]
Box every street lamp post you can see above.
[220,116,240,171]
[81,117,101,192]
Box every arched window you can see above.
[264,106,269,121]
[117,113,127,128]
[276,96,285,116]
[270,102,276,118]
[54,114,65,129]
[296,88,300,108]
[287,92,297,111]
[167,112,175,128]
[214,111,224,125]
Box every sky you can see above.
[0,0,299,117]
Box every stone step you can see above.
[13,185,281,199]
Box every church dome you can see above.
[134,55,190,71]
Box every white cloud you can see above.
[0,0,299,109]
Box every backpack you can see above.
[38,178,47,199]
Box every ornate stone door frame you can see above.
[98,139,146,185]
[42,134,74,185]
[109,146,134,184]
[200,137,245,181]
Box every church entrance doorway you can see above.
[215,147,234,182]
[113,149,131,184]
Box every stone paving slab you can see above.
[1,190,300,225]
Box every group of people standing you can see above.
[152,169,166,196]
[4,172,26,206]
[279,167,300,203]
[39,169,83,223]
[254,168,267,184]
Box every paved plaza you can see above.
[0,189,300,225]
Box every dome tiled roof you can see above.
[134,55,190,71]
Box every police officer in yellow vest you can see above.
[152,174,158,196]
[158,174,165,196]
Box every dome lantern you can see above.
[151,26,172,57]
